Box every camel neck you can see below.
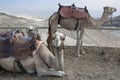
[100,10,109,23]
[89,10,110,27]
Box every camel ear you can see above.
[104,6,108,9]
[103,7,106,9]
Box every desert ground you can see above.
[1,27,120,80]
[0,46,120,80]
[0,28,120,80]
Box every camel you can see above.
[0,30,65,77]
[25,26,41,40]
[47,4,116,56]
[51,32,66,71]
[26,26,66,71]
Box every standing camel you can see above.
[47,4,116,56]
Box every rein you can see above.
[53,42,64,52]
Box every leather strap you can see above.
[15,58,26,73]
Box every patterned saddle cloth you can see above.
[0,31,15,58]
[0,31,42,59]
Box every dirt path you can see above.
[0,46,120,80]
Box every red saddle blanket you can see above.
[59,7,87,19]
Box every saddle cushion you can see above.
[12,35,33,59]
[0,32,14,58]
[59,7,87,19]
[0,39,13,58]
[0,31,43,59]
[13,39,43,59]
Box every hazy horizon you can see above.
[0,0,120,18]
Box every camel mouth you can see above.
[110,8,117,14]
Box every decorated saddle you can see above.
[58,4,88,19]
[0,31,15,58]
[0,30,43,59]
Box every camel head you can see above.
[103,6,116,14]
[52,32,66,48]
[26,26,38,37]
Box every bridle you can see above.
[53,41,65,52]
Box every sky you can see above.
[0,0,120,18]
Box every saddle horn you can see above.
[58,3,61,7]
[85,6,87,9]
[85,6,88,12]
[58,3,62,11]
[71,3,76,8]
[72,3,75,7]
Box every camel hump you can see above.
[58,4,88,19]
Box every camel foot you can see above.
[82,51,85,54]
[77,48,85,56]
[37,71,65,77]
[78,54,81,57]
[50,68,55,71]
[77,51,81,56]
[54,71,65,77]
[77,50,85,57]
[80,50,85,54]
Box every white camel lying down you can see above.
[0,43,65,77]
[0,30,65,77]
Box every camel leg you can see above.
[76,29,80,47]
[76,29,81,56]
[48,44,55,55]
[47,36,53,52]
[36,44,64,72]
[37,44,59,69]
[77,28,85,56]
[33,51,65,77]
[57,49,64,71]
